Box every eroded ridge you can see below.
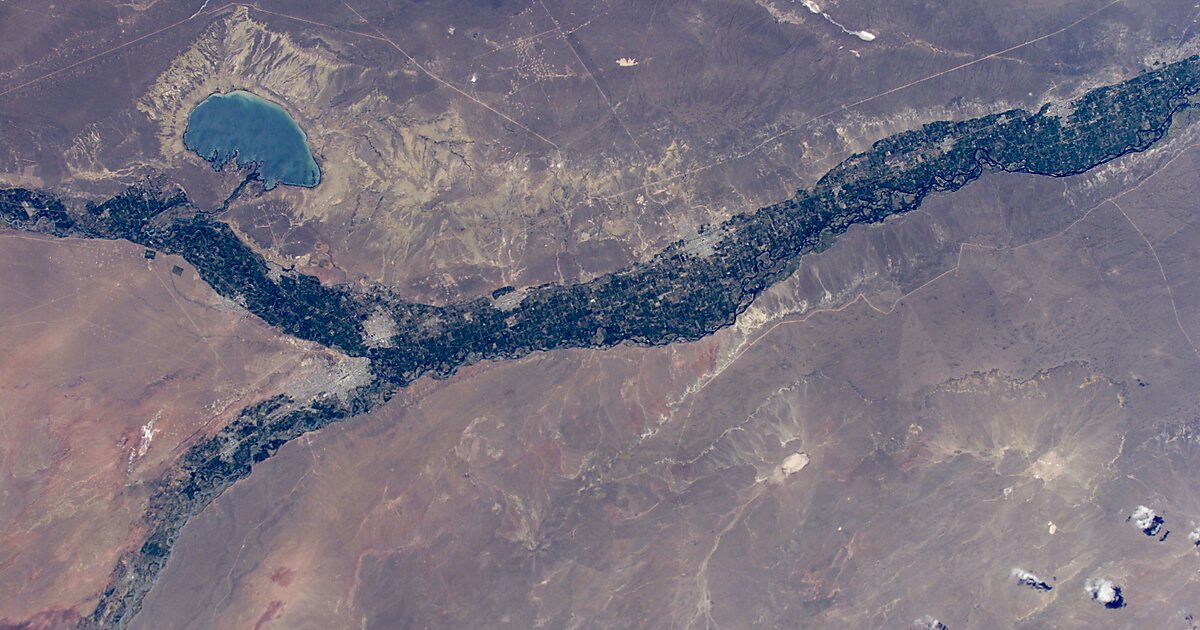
[3,55,1199,628]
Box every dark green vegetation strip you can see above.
[3,55,1199,628]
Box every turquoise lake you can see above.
[183,90,321,190]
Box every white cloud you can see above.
[1130,505,1163,536]
[1011,567,1051,591]
[1086,577,1124,608]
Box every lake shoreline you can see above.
[182,89,321,190]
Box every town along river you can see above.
[183,90,321,189]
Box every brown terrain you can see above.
[130,135,1200,628]
[0,236,357,628]
[3,0,1200,628]
[5,0,1194,300]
